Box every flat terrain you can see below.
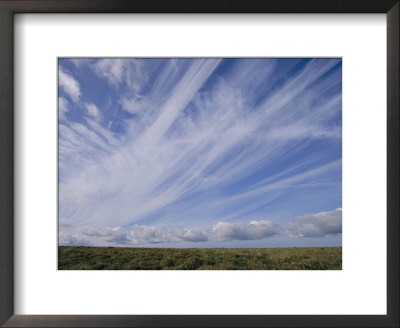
[58,246,341,270]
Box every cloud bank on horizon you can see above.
[58,58,342,248]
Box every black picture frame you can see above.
[0,1,398,327]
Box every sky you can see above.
[58,58,342,248]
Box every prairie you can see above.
[58,246,341,270]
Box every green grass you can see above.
[58,246,341,270]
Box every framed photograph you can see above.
[0,1,398,327]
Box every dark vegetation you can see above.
[58,246,341,270]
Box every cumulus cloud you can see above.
[85,103,101,120]
[75,224,208,245]
[59,68,81,102]
[59,208,341,246]
[211,220,279,241]
[284,208,342,238]
[130,225,208,244]
[59,231,90,246]
[176,229,208,242]
[77,226,129,244]
[129,225,161,243]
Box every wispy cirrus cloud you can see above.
[85,103,101,121]
[93,58,126,86]
[119,96,148,114]
[58,97,69,121]
[59,68,81,102]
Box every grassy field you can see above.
[58,246,341,270]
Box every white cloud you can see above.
[119,96,147,114]
[58,97,69,121]
[69,58,93,68]
[69,122,109,151]
[75,224,208,245]
[59,217,72,227]
[92,59,147,93]
[139,59,222,146]
[59,207,341,246]
[129,225,208,244]
[59,68,81,102]
[211,220,279,241]
[93,59,125,86]
[77,226,129,244]
[177,229,208,242]
[129,225,161,243]
[284,208,342,238]
[59,59,223,227]
[59,231,90,246]
[267,123,341,140]
[85,103,101,120]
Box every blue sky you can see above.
[58,58,342,248]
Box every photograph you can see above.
[58,58,342,270]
